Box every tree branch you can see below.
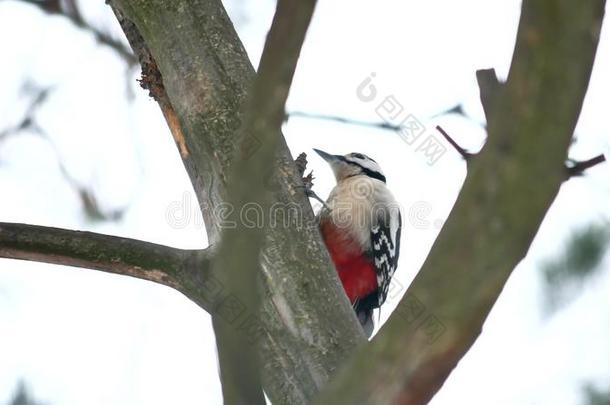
[316,1,606,404]
[0,84,51,142]
[287,110,405,131]
[210,1,319,403]
[0,83,128,221]
[0,222,209,291]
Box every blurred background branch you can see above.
[11,0,136,65]
[0,83,51,142]
[0,82,127,221]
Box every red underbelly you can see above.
[320,222,377,302]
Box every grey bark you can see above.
[0,222,208,292]
[209,0,320,403]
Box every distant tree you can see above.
[542,223,610,311]
[10,381,44,405]
[585,384,610,405]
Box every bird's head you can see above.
[313,149,386,183]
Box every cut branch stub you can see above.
[566,154,606,178]
[476,68,501,122]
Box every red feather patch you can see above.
[320,221,377,302]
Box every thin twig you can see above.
[0,85,51,141]
[435,125,472,160]
[287,104,468,136]
[16,0,136,65]
[0,85,126,221]
[287,110,403,131]
[430,104,466,119]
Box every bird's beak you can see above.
[313,148,339,163]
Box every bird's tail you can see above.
[356,307,375,338]
[354,295,377,338]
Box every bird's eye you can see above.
[352,153,365,159]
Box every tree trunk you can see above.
[109,1,365,403]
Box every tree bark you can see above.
[209,0,319,403]
[0,222,208,292]
[108,1,365,404]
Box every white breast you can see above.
[319,175,399,251]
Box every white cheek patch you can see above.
[333,161,361,179]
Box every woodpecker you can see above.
[314,149,401,337]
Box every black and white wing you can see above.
[371,211,401,307]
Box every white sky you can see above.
[0,0,609,404]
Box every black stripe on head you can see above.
[360,167,386,183]
[337,156,386,183]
